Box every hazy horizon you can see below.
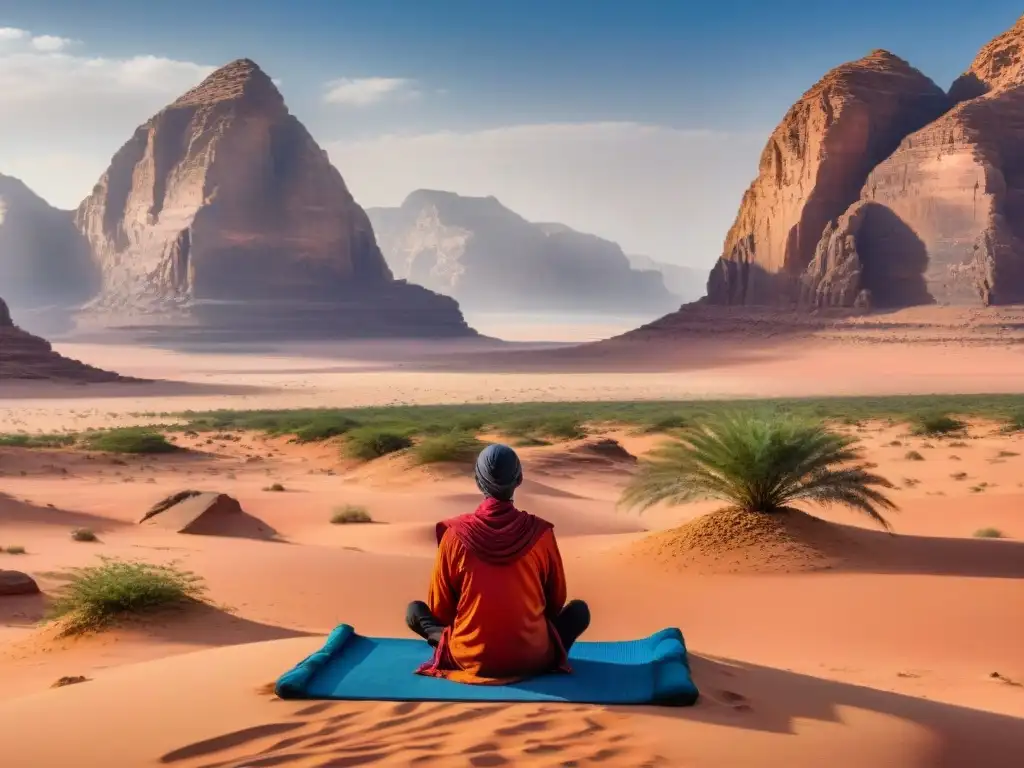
[0,1,1021,270]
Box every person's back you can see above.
[406,443,590,684]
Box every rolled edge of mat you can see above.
[274,624,356,699]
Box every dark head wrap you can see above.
[474,443,523,501]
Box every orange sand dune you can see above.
[2,357,1024,765]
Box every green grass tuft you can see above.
[911,413,967,436]
[0,432,77,448]
[85,428,179,454]
[973,527,1004,539]
[344,427,413,461]
[497,414,586,442]
[47,558,205,636]
[330,505,373,524]
[71,528,98,543]
[413,431,485,465]
[293,416,361,443]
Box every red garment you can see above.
[416,500,570,684]
[435,497,553,564]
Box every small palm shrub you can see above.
[620,413,896,529]
[47,558,205,636]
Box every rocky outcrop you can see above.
[368,190,679,315]
[831,15,1024,306]
[75,59,473,339]
[626,254,705,303]
[707,50,950,305]
[0,570,39,596]
[0,297,126,381]
[0,174,97,311]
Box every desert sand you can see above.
[1,331,1023,767]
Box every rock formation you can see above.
[0,297,126,381]
[626,254,705,303]
[0,174,97,311]
[817,15,1024,306]
[709,15,1024,310]
[0,570,39,596]
[368,190,679,315]
[75,59,473,339]
[707,50,950,305]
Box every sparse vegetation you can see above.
[619,413,896,529]
[47,558,205,636]
[85,428,179,455]
[974,527,1004,538]
[344,427,413,461]
[911,413,967,436]
[996,450,1019,458]
[951,472,969,481]
[2,545,26,555]
[264,483,286,492]
[413,431,485,464]
[71,528,98,543]
[905,450,925,461]
[0,433,76,448]
[330,505,373,524]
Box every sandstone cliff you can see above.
[0,174,97,311]
[707,50,950,305]
[806,15,1024,307]
[0,297,125,381]
[75,59,472,339]
[367,190,679,315]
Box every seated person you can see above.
[406,443,590,684]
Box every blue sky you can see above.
[0,1,1021,267]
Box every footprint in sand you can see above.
[162,700,668,767]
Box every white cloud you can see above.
[0,26,215,208]
[30,34,74,52]
[327,122,763,268]
[323,76,416,107]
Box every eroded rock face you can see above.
[707,50,950,306]
[0,174,97,311]
[0,297,126,381]
[76,60,473,338]
[368,190,679,315]
[839,16,1024,306]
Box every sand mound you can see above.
[624,508,861,574]
[533,438,638,476]
[140,491,277,540]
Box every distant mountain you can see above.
[0,173,98,312]
[625,254,706,303]
[368,190,680,315]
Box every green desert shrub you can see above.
[620,413,896,529]
[293,416,361,443]
[497,414,585,442]
[0,433,77,448]
[904,450,925,461]
[264,483,286,492]
[973,527,1004,539]
[71,528,98,543]
[413,432,484,464]
[911,413,966,436]
[3,545,26,555]
[85,428,179,454]
[47,558,205,636]
[330,505,373,524]
[344,428,412,461]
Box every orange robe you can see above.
[420,527,568,684]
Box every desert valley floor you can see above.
[2,327,1024,767]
